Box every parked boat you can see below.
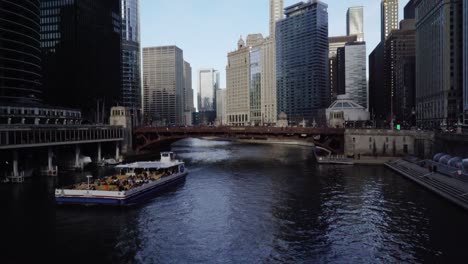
[55,152,188,205]
[97,158,120,167]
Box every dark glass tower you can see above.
[121,0,141,114]
[276,1,329,125]
[40,0,122,122]
[0,0,42,104]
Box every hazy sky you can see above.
[141,0,410,90]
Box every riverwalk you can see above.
[386,159,468,211]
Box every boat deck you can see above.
[69,172,172,192]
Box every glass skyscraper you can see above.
[347,6,364,41]
[0,0,42,104]
[121,0,141,114]
[198,69,219,124]
[40,0,122,122]
[250,47,262,124]
[276,0,329,125]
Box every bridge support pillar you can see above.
[75,145,80,169]
[115,143,120,161]
[48,147,53,172]
[97,143,102,162]
[13,150,18,177]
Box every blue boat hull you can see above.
[56,173,187,206]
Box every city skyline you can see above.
[141,0,409,89]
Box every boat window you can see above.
[463,160,468,173]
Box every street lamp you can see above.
[87,175,93,190]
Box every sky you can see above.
[141,0,410,91]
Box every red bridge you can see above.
[134,127,345,154]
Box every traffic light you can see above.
[396,124,401,131]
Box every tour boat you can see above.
[55,152,188,205]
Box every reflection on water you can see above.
[2,138,468,263]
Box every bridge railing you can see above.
[135,126,345,135]
[0,125,124,149]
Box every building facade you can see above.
[0,0,42,105]
[381,0,399,42]
[347,6,364,41]
[415,0,463,128]
[226,37,251,126]
[369,42,385,122]
[464,0,468,124]
[276,0,329,125]
[344,42,367,109]
[329,36,358,101]
[250,46,262,125]
[270,0,284,37]
[385,19,416,127]
[216,89,227,125]
[184,61,194,125]
[198,68,219,125]
[261,38,278,125]
[143,46,184,126]
[40,0,122,123]
[404,0,416,19]
[121,0,141,116]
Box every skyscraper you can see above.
[226,37,251,126]
[143,46,185,125]
[198,68,219,124]
[121,0,141,115]
[276,0,329,125]
[184,61,194,125]
[404,0,415,19]
[270,0,284,37]
[369,42,385,122]
[260,0,284,125]
[464,0,468,124]
[415,0,463,128]
[385,19,416,126]
[344,42,367,108]
[40,0,122,122]
[329,35,358,101]
[347,6,364,41]
[381,0,399,42]
[216,89,227,125]
[0,0,42,104]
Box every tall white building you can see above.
[270,0,283,37]
[226,37,251,126]
[347,6,364,41]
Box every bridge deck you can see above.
[0,125,124,150]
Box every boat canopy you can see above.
[116,161,182,170]
[433,153,445,162]
[448,157,463,169]
[439,155,453,165]
[462,159,468,173]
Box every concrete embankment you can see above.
[386,159,468,211]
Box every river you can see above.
[2,138,468,263]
